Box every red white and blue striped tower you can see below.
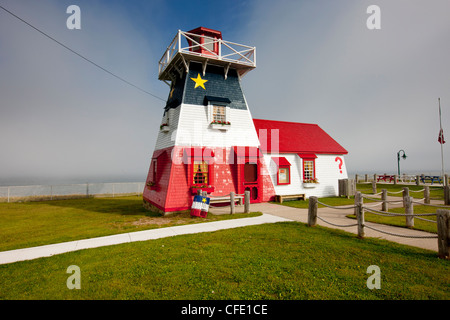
[143,27,276,215]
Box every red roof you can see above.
[253,119,348,155]
[188,27,222,39]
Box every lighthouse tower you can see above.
[143,27,275,215]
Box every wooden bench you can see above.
[275,194,305,203]
[209,195,243,205]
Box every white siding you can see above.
[267,153,348,198]
[173,103,260,148]
[154,106,181,151]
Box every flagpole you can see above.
[439,98,445,180]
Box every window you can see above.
[303,160,315,181]
[202,36,215,52]
[212,105,226,123]
[272,157,291,185]
[193,160,209,185]
[152,159,158,182]
[190,35,201,51]
[278,167,290,184]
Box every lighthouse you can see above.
[143,27,276,215]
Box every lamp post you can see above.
[397,150,407,175]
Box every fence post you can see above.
[436,209,450,259]
[86,183,89,198]
[7,187,10,203]
[355,174,359,184]
[424,185,430,204]
[230,192,235,214]
[372,180,377,194]
[244,190,250,213]
[393,175,398,185]
[402,187,409,207]
[444,185,450,206]
[308,196,318,227]
[416,175,420,186]
[405,196,414,228]
[445,174,449,187]
[381,189,388,212]
[355,191,364,238]
[365,174,368,182]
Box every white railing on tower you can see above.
[158,30,256,79]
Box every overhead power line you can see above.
[0,4,165,102]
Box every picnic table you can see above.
[420,176,442,184]
[377,175,396,183]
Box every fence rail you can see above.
[0,182,145,202]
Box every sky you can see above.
[0,0,449,185]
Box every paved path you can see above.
[0,213,291,265]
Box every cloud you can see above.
[0,0,167,183]
[241,0,450,173]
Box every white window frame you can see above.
[212,105,226,123]
[303,160,315,181]
[208,103,230,129]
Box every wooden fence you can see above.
[308,190,450,260]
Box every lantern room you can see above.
[186,27,222,56]
[158,27,256,83]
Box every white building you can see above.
[253,119,348,199]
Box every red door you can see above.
[243,161,260,203]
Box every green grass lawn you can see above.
[1,188,448,300]
[0,222,448,300]
[0,196,260,252]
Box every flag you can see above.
[438,129,445,144]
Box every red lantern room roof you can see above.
[187,27,222,39]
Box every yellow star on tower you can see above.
[191,73,208,90]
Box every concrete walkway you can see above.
[0,213,291,265]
